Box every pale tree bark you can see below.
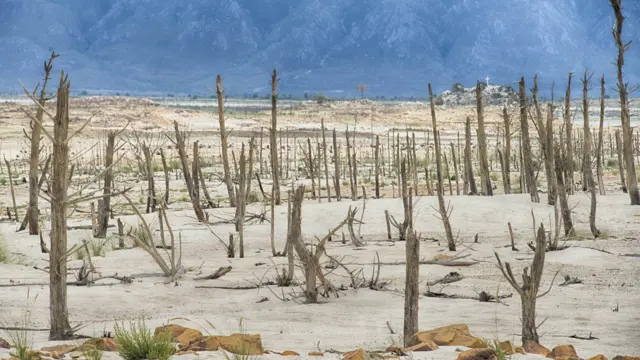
[173,121,205,222]
[545,104,556,207]
[502,106,512,194]
[95,132,115,238]
[532,76,555,205]
[615,130,627,192]
[464,116,477,195]
[49,73,73,340]
[216,75,236,207]
[554,142,575,237]
[564,73,575,195]
[582,71,600,237]
[321,118,331,201]
[429,84,456,251]
[236,144,248,258]
[269,70,282,205]
[403,229,419,347]
[375,135,381,198]
[597,76,606,196]
[495,223,557,345]
[519,78,539,202]
[142,143,156,213]
[475,82,492,195]
[159,148,170,204]
[611,0,640,205]
[332,129,341,201]
[28,52,58,235]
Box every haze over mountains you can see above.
[1,0,639,96]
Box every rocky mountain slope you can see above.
[0,0,638,96]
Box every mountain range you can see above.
[1,0,639,96]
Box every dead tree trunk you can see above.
[464,116,477,195]
[346,127,356,200]
[582,71,600,237]
[142,143,156,213]
[216,75,236,207]
[375,135,380,198]
[306,138,316,199]
[333,129,341,201]
[159,148,170,204]
[519,77,540,202]
[49,73,73,340]
[270,70,282,205]
[495,223,556,345]
[95,132,115,238]
[450,142,460,195]
[403,228,419,347]
[236,144,248,258]
[611,0,640,205]
[564,72,575,195]
[502,106,512,194]
[321,118,331,202]
[554,143,575,236]
[173,121,205,222]
[429,84,456,251]
[615,130,627,192]
[476,82,492,196]
[5,158,18,221]
[545,104,556,205]
[597,76,606,196]
[532,76,554,205]
[28,52,57,235]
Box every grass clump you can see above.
[114,320,175,360]
[1,292,38,360]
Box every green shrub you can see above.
[114,320,175,360]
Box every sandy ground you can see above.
[0,96,639,359]
[1,192,639,359]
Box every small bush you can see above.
[114,320,175,360]
[82,348,103,360]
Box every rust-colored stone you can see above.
[546,345,579,360]
[416,324,485,348]
[456,348,498,360]
[523,340,551,356]
[404,340,439,352]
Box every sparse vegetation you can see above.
[114,320,175,360]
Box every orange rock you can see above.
[587,355,608,360]
[184,336,220,352]
[547,345,578,360]
[456,348,498,360]
[40,344,76,358]
[433,254,452,260]
[308,351,324,356]
[404,340,439,352]
[76,338,117,352]
[185,334,263,355]
[282,350,300,356]
[523,340,551,356]
[416,324,485,348]
[497,341,516,355]
[155,324,203,347]
[217,334,263,355]
[515,347,526,355]
[343,349,366,360]
[612,357,640,360]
